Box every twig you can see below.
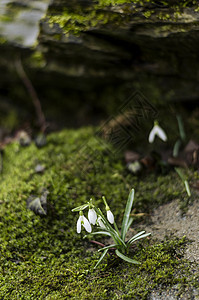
[90,240,106,247]
[15,58,47,132]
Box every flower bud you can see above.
[88,208,97,225]
[107,209,114,224]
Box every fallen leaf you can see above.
[27,190,49,216]
[184,140,199,153]
[124,151,140,163]
[168,157,188,168]
[184,140,199,166]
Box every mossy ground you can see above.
[0,127,198,299]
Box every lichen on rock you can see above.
[46,0,199,36]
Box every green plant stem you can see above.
[95,207,126,249]
[114,222,120,236]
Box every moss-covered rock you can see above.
[47,0,199,36]
[0,127,198,298]
[1,1,199,128]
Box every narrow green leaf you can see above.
[83,231,112,239]
[127,232,151,245]
[175,168,191,197]
[175,167,185,181]
[184,180,191,197]
[173,139,182,157]
[115,249,140,265]
[94,249,109,269]
[177,114,186,141]
[121,189,134,241]
[114,232,127,248]
[127,231,145,244]
[98,244,116,252]
[71,204,89,212]
[126,217,133,233]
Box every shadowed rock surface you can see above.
[0,1,199,128]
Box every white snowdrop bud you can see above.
[97,216,106,229]
[88,208,97,225]
[107,209,114,224]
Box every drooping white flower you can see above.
[97,216,106,229]
[107,209,114,224]
[88,208,97,225]
[102,196,115,225]
[149,121,167,143]
[77,212,92,233]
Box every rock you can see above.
[0,0,50,47]
[0,1,199,127]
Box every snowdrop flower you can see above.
[106,209,114,224]
[102,196,115,224]
[97,216,106,229]
[88,208,97,225]
[149,120,167,143]
[77,211,92,233]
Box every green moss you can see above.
[27,51,46,68]
[48,7,129,36]
[0,109,19,131]
[0,127,197,298]
[0,36,7,44]
[46,0,199,36]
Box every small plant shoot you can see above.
[72,189,151,268]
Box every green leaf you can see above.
[115,249,140,265]
[126,217,133,233]
[71,204,89,212]
[173,139,182,157]
[121,189,134,241]
[98,244,116,252]
[175,167,185,181]
[83,231,112,239]
[184,180,191,197]
[177,114,186,141]
[127,230,145,244]
[127,232,151,245]
[94,249,109,269]
[175,168,191,197]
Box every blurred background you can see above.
[0,0,199,143]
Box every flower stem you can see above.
[113,222,120,236]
